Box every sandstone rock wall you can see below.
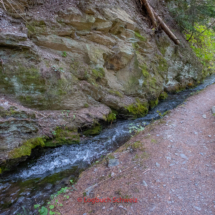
[0,0,204,167]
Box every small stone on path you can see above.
[202,114,207,119]
[193,206,201,211]
[156,162,160,167]
[108,159,119,167]
[119,205,127,210]
[142,180,148,187]
[212,106,215,114]
[111,172,115,177]
[180,154,188,160]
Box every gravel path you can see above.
[56,84,215,215]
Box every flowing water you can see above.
[1,74,215,215]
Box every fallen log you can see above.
[139,0,180,45]
[140,0,157,28]
[154,11,180,45]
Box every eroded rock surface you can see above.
[0,0,205,167]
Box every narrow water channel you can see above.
[1,74,215,215]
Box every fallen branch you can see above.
[139,0,180,45]
[154,11,180,45]
[140,0,157,28]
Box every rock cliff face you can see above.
[0,0,204,169]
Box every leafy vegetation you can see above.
[106,112,117,123]
[168,0,215,72]
[186,25,215,72]
[168,0,215,34]
[62,51,67,57]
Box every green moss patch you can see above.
[0,106,36,119]
[159,92,168,100]
[8,137,46,159]
[45,128,80,147]
[92,68,105,79]
[141,64,150,78]
[126,100,148,118]
[83,125,102,136]
[106,111,117,123]
[108,90,123,98]
[149,98,159,109]
[135,31,147,42]
[157,55,168,72]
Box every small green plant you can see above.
[70,179,74,184]
[106,112,117,123]
[62,51,67,57]
[84,103,89,108]
[38,206,48,215]
[83,192,87,196]
[34,204,40,209]
[51,187,68,199]
[52,130,57,136]
[49,205,54,210]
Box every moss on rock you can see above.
[92,68,105,79]
[8,137,46,159]
[45,127,80,147]
[135,31,147,42]
[149,98,159,109]
[83,124,102,136]
[141,64,150,78]
[157,55,168,72]
[126,100,148,118]
[0,106,36,119]
[108,90,123,98]
[159,92,168,100]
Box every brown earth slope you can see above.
[53,83,215,215]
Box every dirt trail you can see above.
[56,84,215,215]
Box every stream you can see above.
[1,74,215,215]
